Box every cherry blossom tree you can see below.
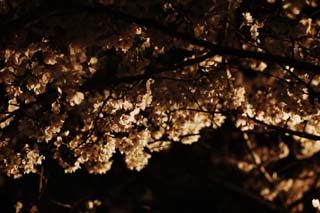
[1,0,320,211]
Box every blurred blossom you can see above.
[69,91,85,106]
[313,199,320,209]
[242,12,254,26]
[15,201,23,213]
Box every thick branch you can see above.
[250,117,320,141]
[113,51,217,84]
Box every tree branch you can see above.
[249,117,320,141]
[2,1,320,75]
[89,2,320,74]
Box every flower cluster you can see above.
[1,1,320,211]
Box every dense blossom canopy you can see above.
[1,0,320,211]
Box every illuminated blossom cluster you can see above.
[1,0,320,211]
[0,142,45,179]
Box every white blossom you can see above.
[69,91,85,106]
[242,12,254,26]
